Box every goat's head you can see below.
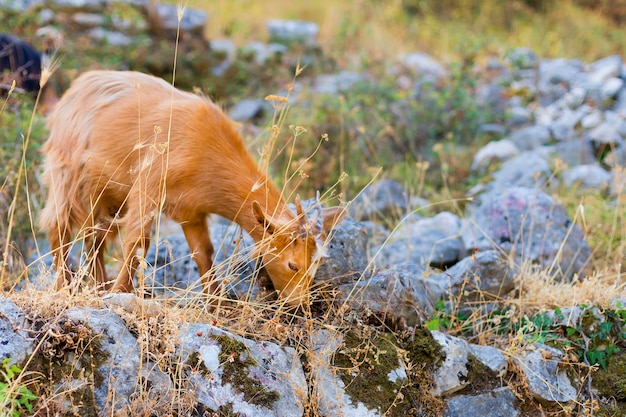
[251,197,346,308]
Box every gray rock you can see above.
[507,105,533,125]
[436,250,518,304]
[315,216,369,284]
[445,387,519,417]
[478,123,508,136]
[0,299,32,365]
[349,179,428,222]
[0,299,305,417]
[397,52,447,82]
[152,4,208,37]
[102,292,163,316]
[605,144,626,168]
[376,212,464,268]
[376,236,463,270]
[551,139,597,166]
[390,211,462,243]
[507,47,537,70]
[431,331,469,396]
[471,139,520,172]
[178,323,306,417]
[507,125,552,151]
[143,233,203,294]
[337,264,443,327]
[543,306,585,328]
[462,187,591,281]
[581,109,603,129]
[538,58,583,104]
[561,164,611,191]
[588,118,625,148]
[600,77,624,103]
[549,108,581,141]
[477,152,551,194]
[38,8,56,25]
[241,41,287,65]
[210,38,237,61]
[468,344,508,376]
[589,55,623,85]
[49,0,102,12]
[267,19,319,46]
[210,38,236,76]
[360,220,390,250]
[143,221,261,300]
[563,87,587,109]
[229,98,266,121]
[309,330,380,417]
[312,71,363,94]
[476,81,506,114]
[72,12,105,27]
[516,343,577,404]
[88,27,133,46]
[64,307,142,414]
[614,88,626,114]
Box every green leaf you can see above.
[599,321,613,335]
[426,319,440,331]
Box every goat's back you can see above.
[41,70,253,233]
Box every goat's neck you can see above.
[214,174,293,243]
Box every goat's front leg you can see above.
[181,217,216,296]
[110,213,152,293]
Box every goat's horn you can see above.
[295,195,307,228]
[311,191,323,234]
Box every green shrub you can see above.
[0,358,37,417]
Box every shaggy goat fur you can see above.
[40,70,344,306]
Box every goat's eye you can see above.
[288,262,299,272]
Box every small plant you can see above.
[560,306,626,370]
[424,299,470,332]
[0,358,37,417]
[425,299,452,331]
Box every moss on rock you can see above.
[332,327,446,416]
[213,334,280,409]
[593,349,626,415]
[25,316,109,416]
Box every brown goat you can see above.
[39,70,345,307]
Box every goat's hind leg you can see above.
[48,222,73,291]
[85,219,112,291]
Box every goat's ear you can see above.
[252,200,276,234]
[322,206,347,232]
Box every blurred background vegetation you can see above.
[191,0,626,64]
[2,0,625,270]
